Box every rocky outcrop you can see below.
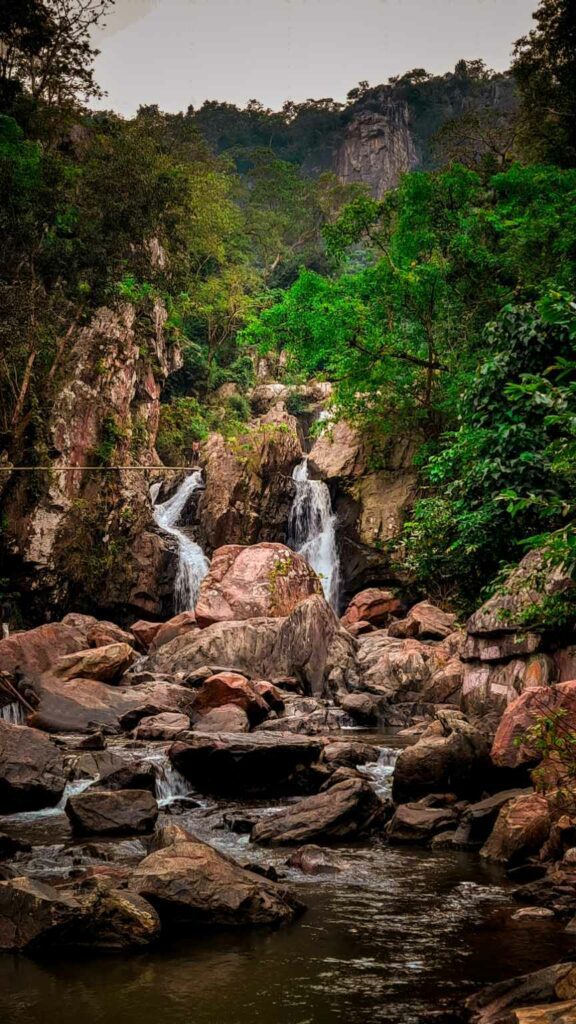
[169,732,324,796]
[334,102,417,198]
[195,543,321,626]
[251,777,384,845]
[151,594,357,698]
[2,302,181,618]
[0,720,66,812]
[387,602,457,641]
[491,682,576,771]
[197,420,302,550]
[462,551,574,722]
[386,803,457,844]
[129,824,303,927]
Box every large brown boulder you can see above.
[66,789,159,836]
[152,594,357,698]
[340,588,402,629]
[0,622,86,678]
[462,656,558,722]
[52,642,136,683]
[392,710,490,803]
[193,672,269,725]
[131,620,162,651]
[308,419,366,479]
[0,876,160,952]
[386,803,456,844]
[251,777,383,845]
[480,794,551,865]
[129,824,303,927]
[195,543,321,627]
[133,711,190,740]
[387,601,457,641]
[195,704,250,733]
[169,731,324,796]
[491,683,576,770]
[28,677,195,734]
[0,720,65,812]
[0,877,81,951]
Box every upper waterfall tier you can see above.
[153,471,210,612]
[288,458,341,611]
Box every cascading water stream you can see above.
[288,457,341,610]
[152,470,210,612]
[0,703,25,726]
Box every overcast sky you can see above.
[92,0,537,116]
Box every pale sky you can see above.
[92,0,537,116]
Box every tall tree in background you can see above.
[0,0,113,111]
[512,0,576,166]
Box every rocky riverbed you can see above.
[1,555,576,1023]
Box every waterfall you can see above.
[0,703,25,726]
[142,750,191,806]
[358,747,400,800]
[289,457,341,610]
[153,470,210,612]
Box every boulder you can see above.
[0,877,81,951]
[169,732,323,796]
[193,672,269,725]
[387,803,456,844]
[387,601,457,641]
[457,790,531,847]
[196,426,301,551]
[467,550,571,638]
[194,704,249,734]
[149,611,198,652]
[463,656,558,722]
[66,789,159,836]
[421,658,464,705]
[339,692,379,725]
[340,588,402,629]
[392,710,490,803]
[466,962,576,1024]
[0,720,65,812]
[129,824,303,927]
[286,845,344,875]
[251,777,384,845]
[133,711,190,740]
[28,676,195,734]
[0,622,86,678]
[131,620,162,651]
[152,594,357,698]
[52,642,136,683]
[195,543,321,627]
[356,633,431,700]
[511,1001,576,1022]
[308,419,366,479]
[481,794,551,865]
[0,876,160,952]
[491,683,576,770]
[321,741,379,769]
[86,622,135,649]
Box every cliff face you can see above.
[334,101,418,197]
[3,302,182,620]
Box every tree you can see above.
[1,0,113,109]
[512,0,576,166]
[433,108,518,176]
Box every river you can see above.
[0,733,574,1024]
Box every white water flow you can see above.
[289,457,341,610]
[0,702,25,726]
[358,747,400,800]
[153,470,209,612]
[142,750,191,807]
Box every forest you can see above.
[0,2,575,1023]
